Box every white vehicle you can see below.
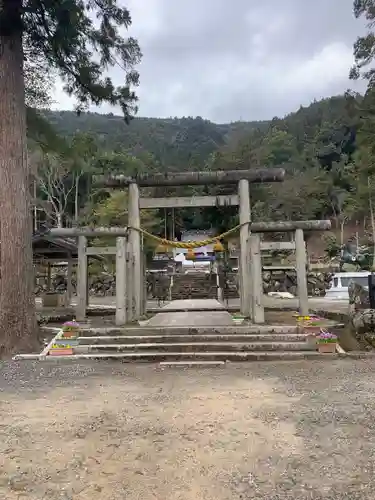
[325,271,371,300]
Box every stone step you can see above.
[43,351,332,362]
[78,334,308,345]
[171,286,214,289]
[159,361,225,368]
[171,291,216,297]
[79,325,299,336]
[171,285,216,289]
[172,283,214,287]
[76,341,310,354]
[171,275,219,300]
[174,293,237,298]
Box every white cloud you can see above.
[50,0,367,122]
[282,43,355,92]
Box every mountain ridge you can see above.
[42,93,355,169]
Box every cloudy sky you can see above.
[52,0,367,123]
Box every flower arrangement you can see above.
[294,314,314,322]
[294,313,326,325]
[309,317,328,326]
[316,330,337,343]
[294,313,329,336]
[61,320,80,338]
[49,320,80,356]
[316,329,337,354]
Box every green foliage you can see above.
[23,0,140,118]
[351,0,375,85]
[1,0,141,120]
[323,234,341,259]
[12,0,144,238]
[5,1,142,164]
[20,0,375,244]
[24,49,53,109]
[92,191,129,227]
[15,0,375,276]
[27,108,69,153]
[36,93,367,234]
[43,111,252,168]
[88,191,161,261]
[24,43,66,153]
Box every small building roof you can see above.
[32,230,76,260]
[32,228,102,262]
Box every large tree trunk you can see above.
[370,200,375,270]
[0,12,38,356]
[368,178,375,271]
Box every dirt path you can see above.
[1,360,374,499]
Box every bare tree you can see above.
[31,152,76,227]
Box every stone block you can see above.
[42,293,66,308]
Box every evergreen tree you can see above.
[350,0,375,86]
[0,0,141,353]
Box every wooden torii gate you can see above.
[49,168,331,324]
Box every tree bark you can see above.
[369,194,375,270]
[56,212,63,228]
[340,218,345,252]
[0,11,37,355]
[74,173,81,224]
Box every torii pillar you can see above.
[238,179,251,317]
[128,182,142,319]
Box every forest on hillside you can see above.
[28,92,374,253]
[18,0,375,263]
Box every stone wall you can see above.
[223,270,331,299]
[262,269,332,297]
[36,269,333,298]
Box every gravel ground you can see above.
[0,359,374,499]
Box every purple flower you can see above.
[317,329,337,342]
[63,321,79,327]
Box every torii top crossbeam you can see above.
[48,220,331,238]
[93,168,285,188]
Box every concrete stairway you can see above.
[73,325,319,362]
[171,272,239,300]
[171,273,217,300]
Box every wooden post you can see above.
[139,252,147,316]
[143,254,148,315]
[238,179,251,317]
[46,262,52,291]
[86,256,90,308]
[126,240,134,323]
[66,255,73,307]
[295,228,309,316]
[216,269,223,302]
[128,183,141,319]
[116,237,127,326]
[76,236,87,322]
[249,233,265,324]
[168,274,173,302]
